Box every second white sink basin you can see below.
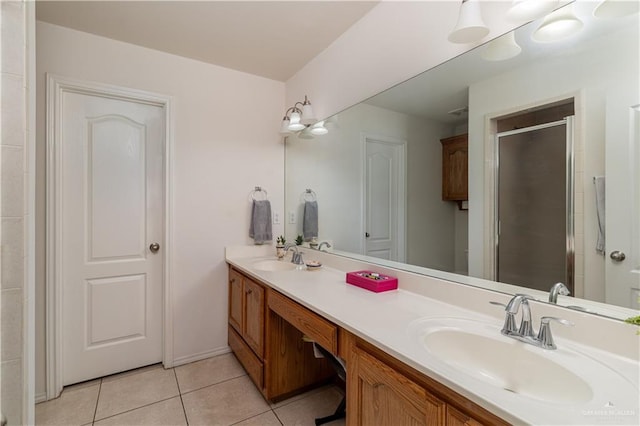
[424,328,593,404]
[252,260,297,272]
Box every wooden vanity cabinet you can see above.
[228,267,265,388]
[341,331,509,426]
[441,134,468,204]
[228,266,334,401]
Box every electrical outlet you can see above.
[288,211,296,224]
[273,212,281,225]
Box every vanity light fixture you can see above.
[593,0,640,18]
[507,0,559,22]
[448,0,490,44]
[280,95,329,138]
[481,31,522,61]
[532,5,583,43]
[279,95,318,135]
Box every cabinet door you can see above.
[228,269,243,334]
[446,405,484,426]
[244,278,265,357]
[351,346,445,425]
[441,135,468,201]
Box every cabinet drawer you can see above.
[268,290,337,355]
[229,325,263,389]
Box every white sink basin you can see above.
[252,260,297,272]
[407,317,638,409]
[424,328,592,404]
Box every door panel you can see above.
[88,115,146,261]
[86,274,146,347]
[61,91,164,385]
[364,136,406,262]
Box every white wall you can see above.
[467,23,639,301]
[286,0,527,121]
[285,103,457,271]
[35,21,285,397]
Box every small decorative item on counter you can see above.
[346,270,398,293]
[295,234,304,246]
[305,260,322,271]
[276,235,286,259]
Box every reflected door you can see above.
[496,120,573,292]
[364,135,406,261]
[605,89,640,308]
[61,90,165,385]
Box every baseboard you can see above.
[171,346,231,367]
[35,392,47,404]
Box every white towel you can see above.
[594,176,605,255]
[249,200,272,244]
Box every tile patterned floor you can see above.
[35,353,345,426]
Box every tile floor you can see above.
[35,353,345,426]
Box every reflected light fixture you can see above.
[532,5,583,43]
[448,0,490,44]
[310,121,328,136]
[593,0,640,18]
[507,0,559,22]
[481,31,522,61]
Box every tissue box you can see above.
[346,271,398,293]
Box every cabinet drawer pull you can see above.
[230,278,236,283]
[247,289,253,294]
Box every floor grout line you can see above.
[91,395,181,424]
[178,373,247,397]
[91,379,102,425]
[173,368,190,425]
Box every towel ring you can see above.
[250,186,268,201]
[302,189,317,202]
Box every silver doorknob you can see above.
[149,243,160,253]
[610,250,626,262]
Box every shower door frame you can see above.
[492,117,575,291]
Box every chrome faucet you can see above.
[548,282,570,304]
[317,241,332,251]
[492,294,573,350]
[284,243,305,265]
[503,294,535,338]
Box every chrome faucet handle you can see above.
[489,301,518,335]
[536,316,574,350]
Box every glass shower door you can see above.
[496,120,573,293]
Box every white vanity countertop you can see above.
[226,248,640,425]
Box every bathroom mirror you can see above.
[285,1,639,320]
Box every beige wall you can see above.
[35,21,285,399]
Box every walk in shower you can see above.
[495,117,575,293]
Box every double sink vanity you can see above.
[226,245,639,425]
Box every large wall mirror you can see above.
[285,1,639,321]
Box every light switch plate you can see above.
[288,211,296,224]
[273,212,281,225]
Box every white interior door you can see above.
[60,89,165,385]
[364,135,406,261]
[605,89,640,309]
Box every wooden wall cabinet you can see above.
[441,134,468,206]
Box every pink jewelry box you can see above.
[346,271,398,293]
